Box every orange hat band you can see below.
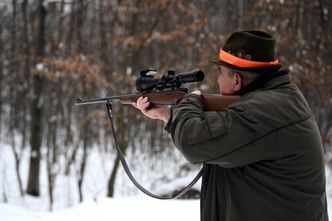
[219,49,279,68]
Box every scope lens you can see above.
[177,70,204,83]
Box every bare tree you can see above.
[0,6,3,137]
[27,0,47,196]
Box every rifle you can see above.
[75,69,239,111]
[75,69,239,200]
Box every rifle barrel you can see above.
[75,96,122,105]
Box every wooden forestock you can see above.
[120,91,240,111]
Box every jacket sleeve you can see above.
[166,93,281,168]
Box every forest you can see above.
[0,0,331,211]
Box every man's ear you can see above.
[232,72,243,92]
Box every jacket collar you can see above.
[238,69,290,95]
[259,69,291,90]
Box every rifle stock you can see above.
[201,94,239,111]
[76,91,240,111]
[131,92,240,111]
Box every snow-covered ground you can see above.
[0,197,200,221]
[0,141,331,221]
[0,140,202,221]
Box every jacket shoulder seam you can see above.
[204,113,313,163]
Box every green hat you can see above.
[209,30,282,73]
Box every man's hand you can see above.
[132,97,171,123]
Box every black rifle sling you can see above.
[106,102,203,200]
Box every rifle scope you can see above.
[136,70,204,92]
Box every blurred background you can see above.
[0,0,331,213]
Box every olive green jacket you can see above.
[166,72,328,221]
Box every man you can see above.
[133,30,328,221]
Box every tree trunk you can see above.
[106,0,141,197]
[8,0,24,198]
[20,0,30,162]
[98,0,111,81]
[0,8,3,136]
[75,0,89,202]
[107,154,121,197]
[46,119,58,211]
[78,106,89,202]
[78,129,88,202]
[27,0,46,196]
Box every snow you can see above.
[0,141,331,221]
[0,198,200,221]
[0,139,202,220]
[36,63,45,71]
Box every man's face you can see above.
[217,66,238,95]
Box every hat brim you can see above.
[209,56,282,74]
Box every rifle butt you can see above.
[201,94,239,111]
